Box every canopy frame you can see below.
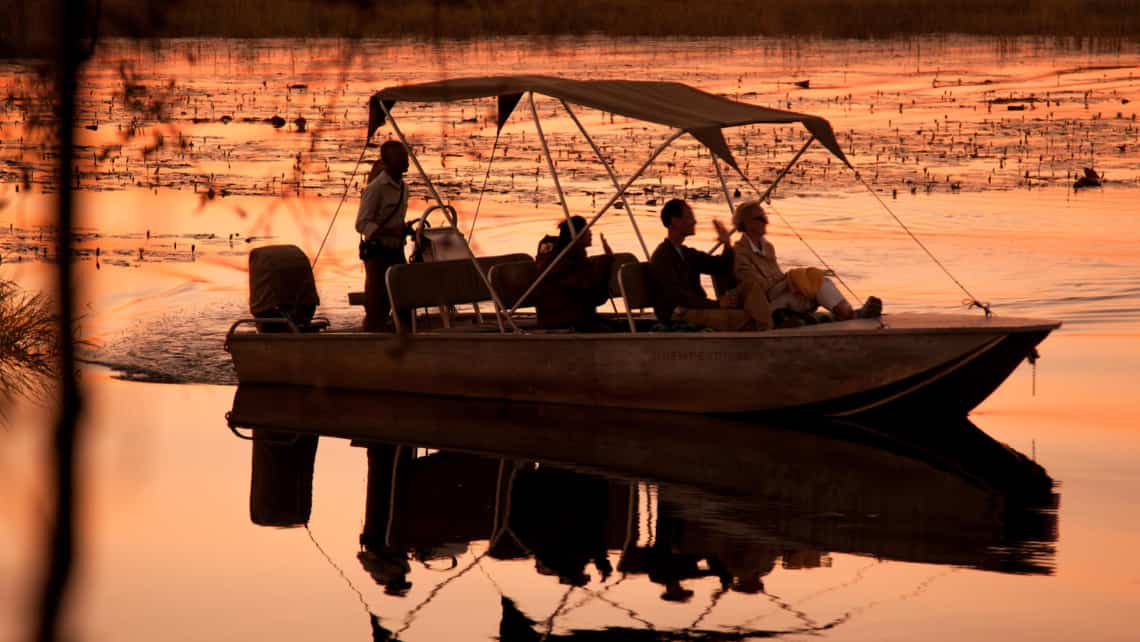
[378,100,521,333]
[559,99,650,260]
[369,75,851,169]
[506,128,687,318]
[368,77,844,332]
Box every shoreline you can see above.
[6,2,1140,54]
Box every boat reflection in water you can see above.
[231,386,1058,640]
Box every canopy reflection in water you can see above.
[233,385,1058,639]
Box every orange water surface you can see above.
[1,35,1139,642]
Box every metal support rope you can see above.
[311,141,369,269]
[466,129,502,243]
[717,137,862,303]
[853,171,991,316]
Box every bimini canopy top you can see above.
[368,75,850,170]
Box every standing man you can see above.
[355,141,410,332]
[648,199,753,331]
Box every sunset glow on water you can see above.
[2,36,1139,641]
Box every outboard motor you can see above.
[248,244,321,332]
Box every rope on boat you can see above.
[689,586,728,630]
[466,129,502,244]
[966,298,993,317]
[312,141,369,269]
[807,566,957,633]
[395,549,491,637]
[305,524,374,614]
[717,154,862,303]
[764,199,862,303]
[540,585,577,641]
[854,172,992,317]
[1028,346,1039,395]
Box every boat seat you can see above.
[488,259,538,310]
[385,253,532,333]
[607,253,639,298]
[487,252,637,313]
[349,253,532,307]
[618,261,653,333]
[607,252,639,314]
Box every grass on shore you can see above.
[0,280,57,408]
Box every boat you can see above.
[225,76,1060,417]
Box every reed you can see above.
[120,0,1140,39]
[3,0,1139,55]
[0,280,57,407]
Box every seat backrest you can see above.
[608,252,639,298]
[417,226,472,262]
[386,253,532,311]
[488,260,538,310]
[618,261,652,311]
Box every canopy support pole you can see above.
[380,101,518,333]
[757,135,815,205]
[379,101,446,209]
[722,136,861,302]
[711,153,736,217]
[709,134,815,253]
[529,92,574,225]
[560,99,651,260]
[506,129,685,317]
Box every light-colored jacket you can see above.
[733,236,783,295]
[733,236,784,330]
[354,170,408,240]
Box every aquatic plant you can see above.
[0,279,57,407]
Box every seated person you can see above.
[648,199,754,331]
[532,215,619,332]
[732,201,881,329]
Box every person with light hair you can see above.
[731,201,881,329]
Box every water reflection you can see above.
[234,387,1057,639]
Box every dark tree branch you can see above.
[34,0,84,640]
[83,0,103,61]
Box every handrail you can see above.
[417,203,458,228]
[224,413,302,444]
[618,264,640,334]
[224,317,300,352]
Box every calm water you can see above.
[2,36,1140,641]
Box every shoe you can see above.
[855,296,883,318]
